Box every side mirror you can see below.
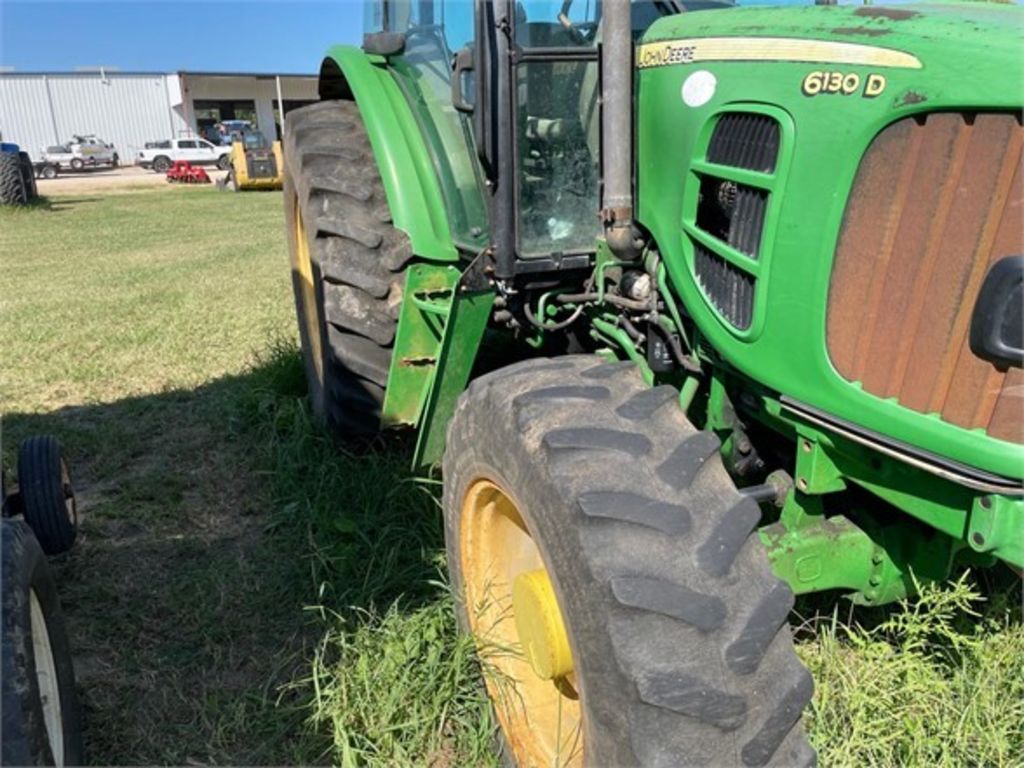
[970,255,1023,368]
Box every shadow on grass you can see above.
[3,343,451,765]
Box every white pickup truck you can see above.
[41,135,119,171]
[136,138,232,173]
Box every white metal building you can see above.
[0,70,318,162]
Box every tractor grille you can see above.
[827,112,1024,443]
[706,113,781,173]
[694,243,755,331]
[696,177,768,259]
[690,111,780,332]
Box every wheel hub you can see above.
[513,568,574,680]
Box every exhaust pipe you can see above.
[601,2,643,260]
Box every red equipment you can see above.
[165,161,210,184]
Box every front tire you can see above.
[17,437,77,556]
[444,356,815,768]
[1,521,83,767]
[283,100,413,436]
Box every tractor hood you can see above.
[635,1,1023,479]
[641,3,1022,107]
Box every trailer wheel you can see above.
[444,356,816,768]
[283,100,413,436]
[151,156,171,173]
[17,437,77,556]
[69,158,84,172]
[1,520,84,767]
[0,152,27,205]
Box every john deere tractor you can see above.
[283,1,1022,764]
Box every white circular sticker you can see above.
[681,70,717,108]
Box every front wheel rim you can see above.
[460,479,584,767]
[291,196,322,382]
[29,589,64,766]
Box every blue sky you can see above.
[0,1,364,74]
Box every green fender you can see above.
[319,46,458,263]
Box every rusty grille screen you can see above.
[827,112,1023,443]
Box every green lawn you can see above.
[1,189,1020,766]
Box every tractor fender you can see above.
[318,47,458,263]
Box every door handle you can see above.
[452,46,475,113]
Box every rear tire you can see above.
[283,100,412,436]
[152,156,171,173]
[1,520,84,767]
[0,153,27,205]
[41,165,58,180]
[17,437,77,556]
[69,158,84,172]
[444,356,816,768]
[217,154,231,171]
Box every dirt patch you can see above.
[36,166,229,196]
[832,25,891,37]
[853,6,918,20]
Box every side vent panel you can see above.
[694,245,755,331]
[695,177,768,259]
[706,113,781,174]
[688,111,782,334]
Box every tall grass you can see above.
[799,574,1023,767]
[238,341,497,766]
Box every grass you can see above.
[2,188,1021,766]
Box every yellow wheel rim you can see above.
[291,195,322,381]
[461,479,583,767]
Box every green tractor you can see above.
[282,1,1022,764]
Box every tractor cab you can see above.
[344,0,688,277]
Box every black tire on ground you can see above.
[1,520,84,767]
[152,156,171,173]
[444,356,816,768]
[18,152,38,201]
[217,154,231,171]
[111,153,119,168]
[69,158,84,172]
[283,99,412,436]
[17,437,77,556]
[41,165,58,180]
[0,152,27,205]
